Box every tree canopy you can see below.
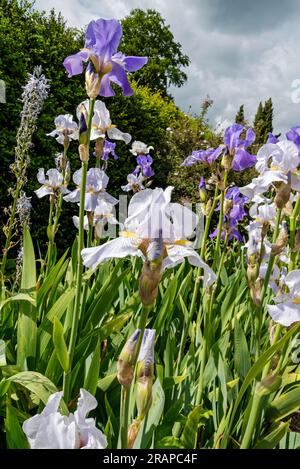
[120,8,190,95]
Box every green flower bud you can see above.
[117,329,141,388]
[136,329,155,420]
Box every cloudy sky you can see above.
[35,0,300,133]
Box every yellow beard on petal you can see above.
[174,239,192,246]
[119,230,137,238]
[293,298,300,305]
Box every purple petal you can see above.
[99,74,115,97]
[124,56,148,71]
[232,149,256,171]
[207,145,224,163]
[63,50,89,78]
[286,126,300,149]
[267,132,279,144]
[209,227,219,238]
[224,124,244,150]
[86,19,122,60]
[230,228,243,242]
[109,62,133,96]
[198,176,206,190]
[244,128,255,147]
[226,186,240,201]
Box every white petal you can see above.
[46,168,63,187]
[164,245,216,287]
[59,186,70,195]
[93,100,111,128]
[84,193,98,212]
[80,425,108,449]
[285,270,300,297]
[121,183,132,192]
[73,215,89,231]
[100,192,119,206]
[30,414,76,449]
[291,174,300,191]
[168,203,198,239]
[90,129,104,141]
[276,140,299,171]
[64,189,80,203]
[73,168,82,186]
[35,186,53,198]
[256,143,279,173]
[267,302,300,327]
[81,237,141,269]
[74,389,97,426]
[107,127,131,144]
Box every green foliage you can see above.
[235,104,247,126]
[120,9,190,95]
[253,98,274,146]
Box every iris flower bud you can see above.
[136,329,155,420]
[271,222,288,255]
[275,181,291,209]
[139,234,163,307]
[85,67,102,100]
[117,330,141,388]
[128,419,141,449]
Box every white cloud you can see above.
[35,0,300,133]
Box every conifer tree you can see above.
[235,105,246,125]
[253,101,265,144]
[263,98,273,142]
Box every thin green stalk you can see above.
[255,209,282,358]
[176,272,200,376]
[200,185,219,260]
[241,211,283,448]
[260,209,282,303]
[0,185,21,288]
[63,98,95,403]
[213,171,228,268]
[119,305,151,449]
[289,192,300,271]
[195,235,228,405]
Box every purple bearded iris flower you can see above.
[133,154,155,178]
[63,18,148,97]
[222,124,256,171]
[182,147,223,166]
[182,124,256,172]
[210,186,248,242]
[101,139,118,161]
[286,126,300,162]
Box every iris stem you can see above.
[242,210,282,448]
[0,183,21,291]
[119,304,151,449]
[289,192,300,271]
[213,171,228,269]
[200,185,219,260]
[63,98,95,403]
[196,234,228,405]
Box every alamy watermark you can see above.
[291,79,300,103]
[0,79,6,103]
